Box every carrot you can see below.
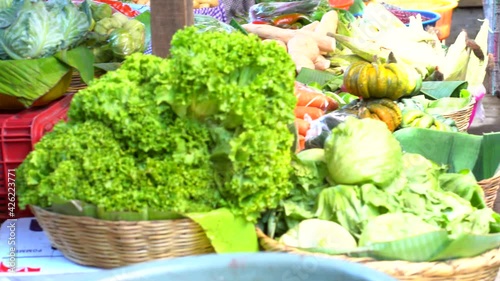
[295,83,339,111]
[294,106,324,120]
[297,135,306,152]
[295,118,310,136]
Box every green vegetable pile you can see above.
[0,0,91,60]
[17,26,297,222]
[87,3,146,63]
[263,117,500,258]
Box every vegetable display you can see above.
[17,26,298,222]
[9,0,497,268]
[87,3,146,63]
[262,118,500,261]
[0,0,91,60]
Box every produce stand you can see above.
[1,0,500,280]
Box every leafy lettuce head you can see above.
[324,117,404,187]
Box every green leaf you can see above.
[420,81,468,99]
[394,128,483,173]
[185,208,259,253]
[94,62,121,72]
[430,232,500,261]
[230,18,249,35]
[350,231,450,262]
[0,55,70,106]
[473,132,500,180]
[54,45,95,84]
[296,68,340,87]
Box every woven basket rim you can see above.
[441,98,476,116]
[256,226,500,276]
[30,205,191,224]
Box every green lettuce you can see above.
[438,170,486,209]
[359,213,440,246]
[324,117,404,187]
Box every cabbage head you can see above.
[324,117,403,187]
[50,0,91,49]
[0,0,90,60]
[0,0,21,29]
[0,0,63,59]
[0,0,13,10]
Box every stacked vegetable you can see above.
[294,82,338,151]
[0,0,91,60]
[16,26,298,222]
[260,117,500,261]
[87,2,146,63]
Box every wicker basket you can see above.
[481,171,500,209]
[441,99,475,132]
[256,228,500,281]
[31,206,215,268]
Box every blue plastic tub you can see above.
[354,9,441,28]
[406,9,441,28]
[1,254,398,280]
[56,253,397,281]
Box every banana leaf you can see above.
[94,62,121,72]
[394,128,482,174]
[473,132,500,181]
[359,231,449,262]
[300,231,449,262]
[394,128,500,181]
[420,81,469,99]
[46,198,259,253]
[296,68,340,87]
[430,232,500,261]
[0,46,94,108]
[303,230,500,262]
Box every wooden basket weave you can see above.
[441,99,475,132]
[256,228,500,281]
[480,172,500,209]
[31,206,215,268]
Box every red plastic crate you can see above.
[0,94,74,220]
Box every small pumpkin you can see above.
[343,54,422,101]
[342,98,402,132]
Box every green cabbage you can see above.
[324,117,403,187]
[0,0,90,60]
[50,0,91,50]
[0,0,21,29]
[0,0,12,10]
[0,0,63,59]
[90,2,112,22]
